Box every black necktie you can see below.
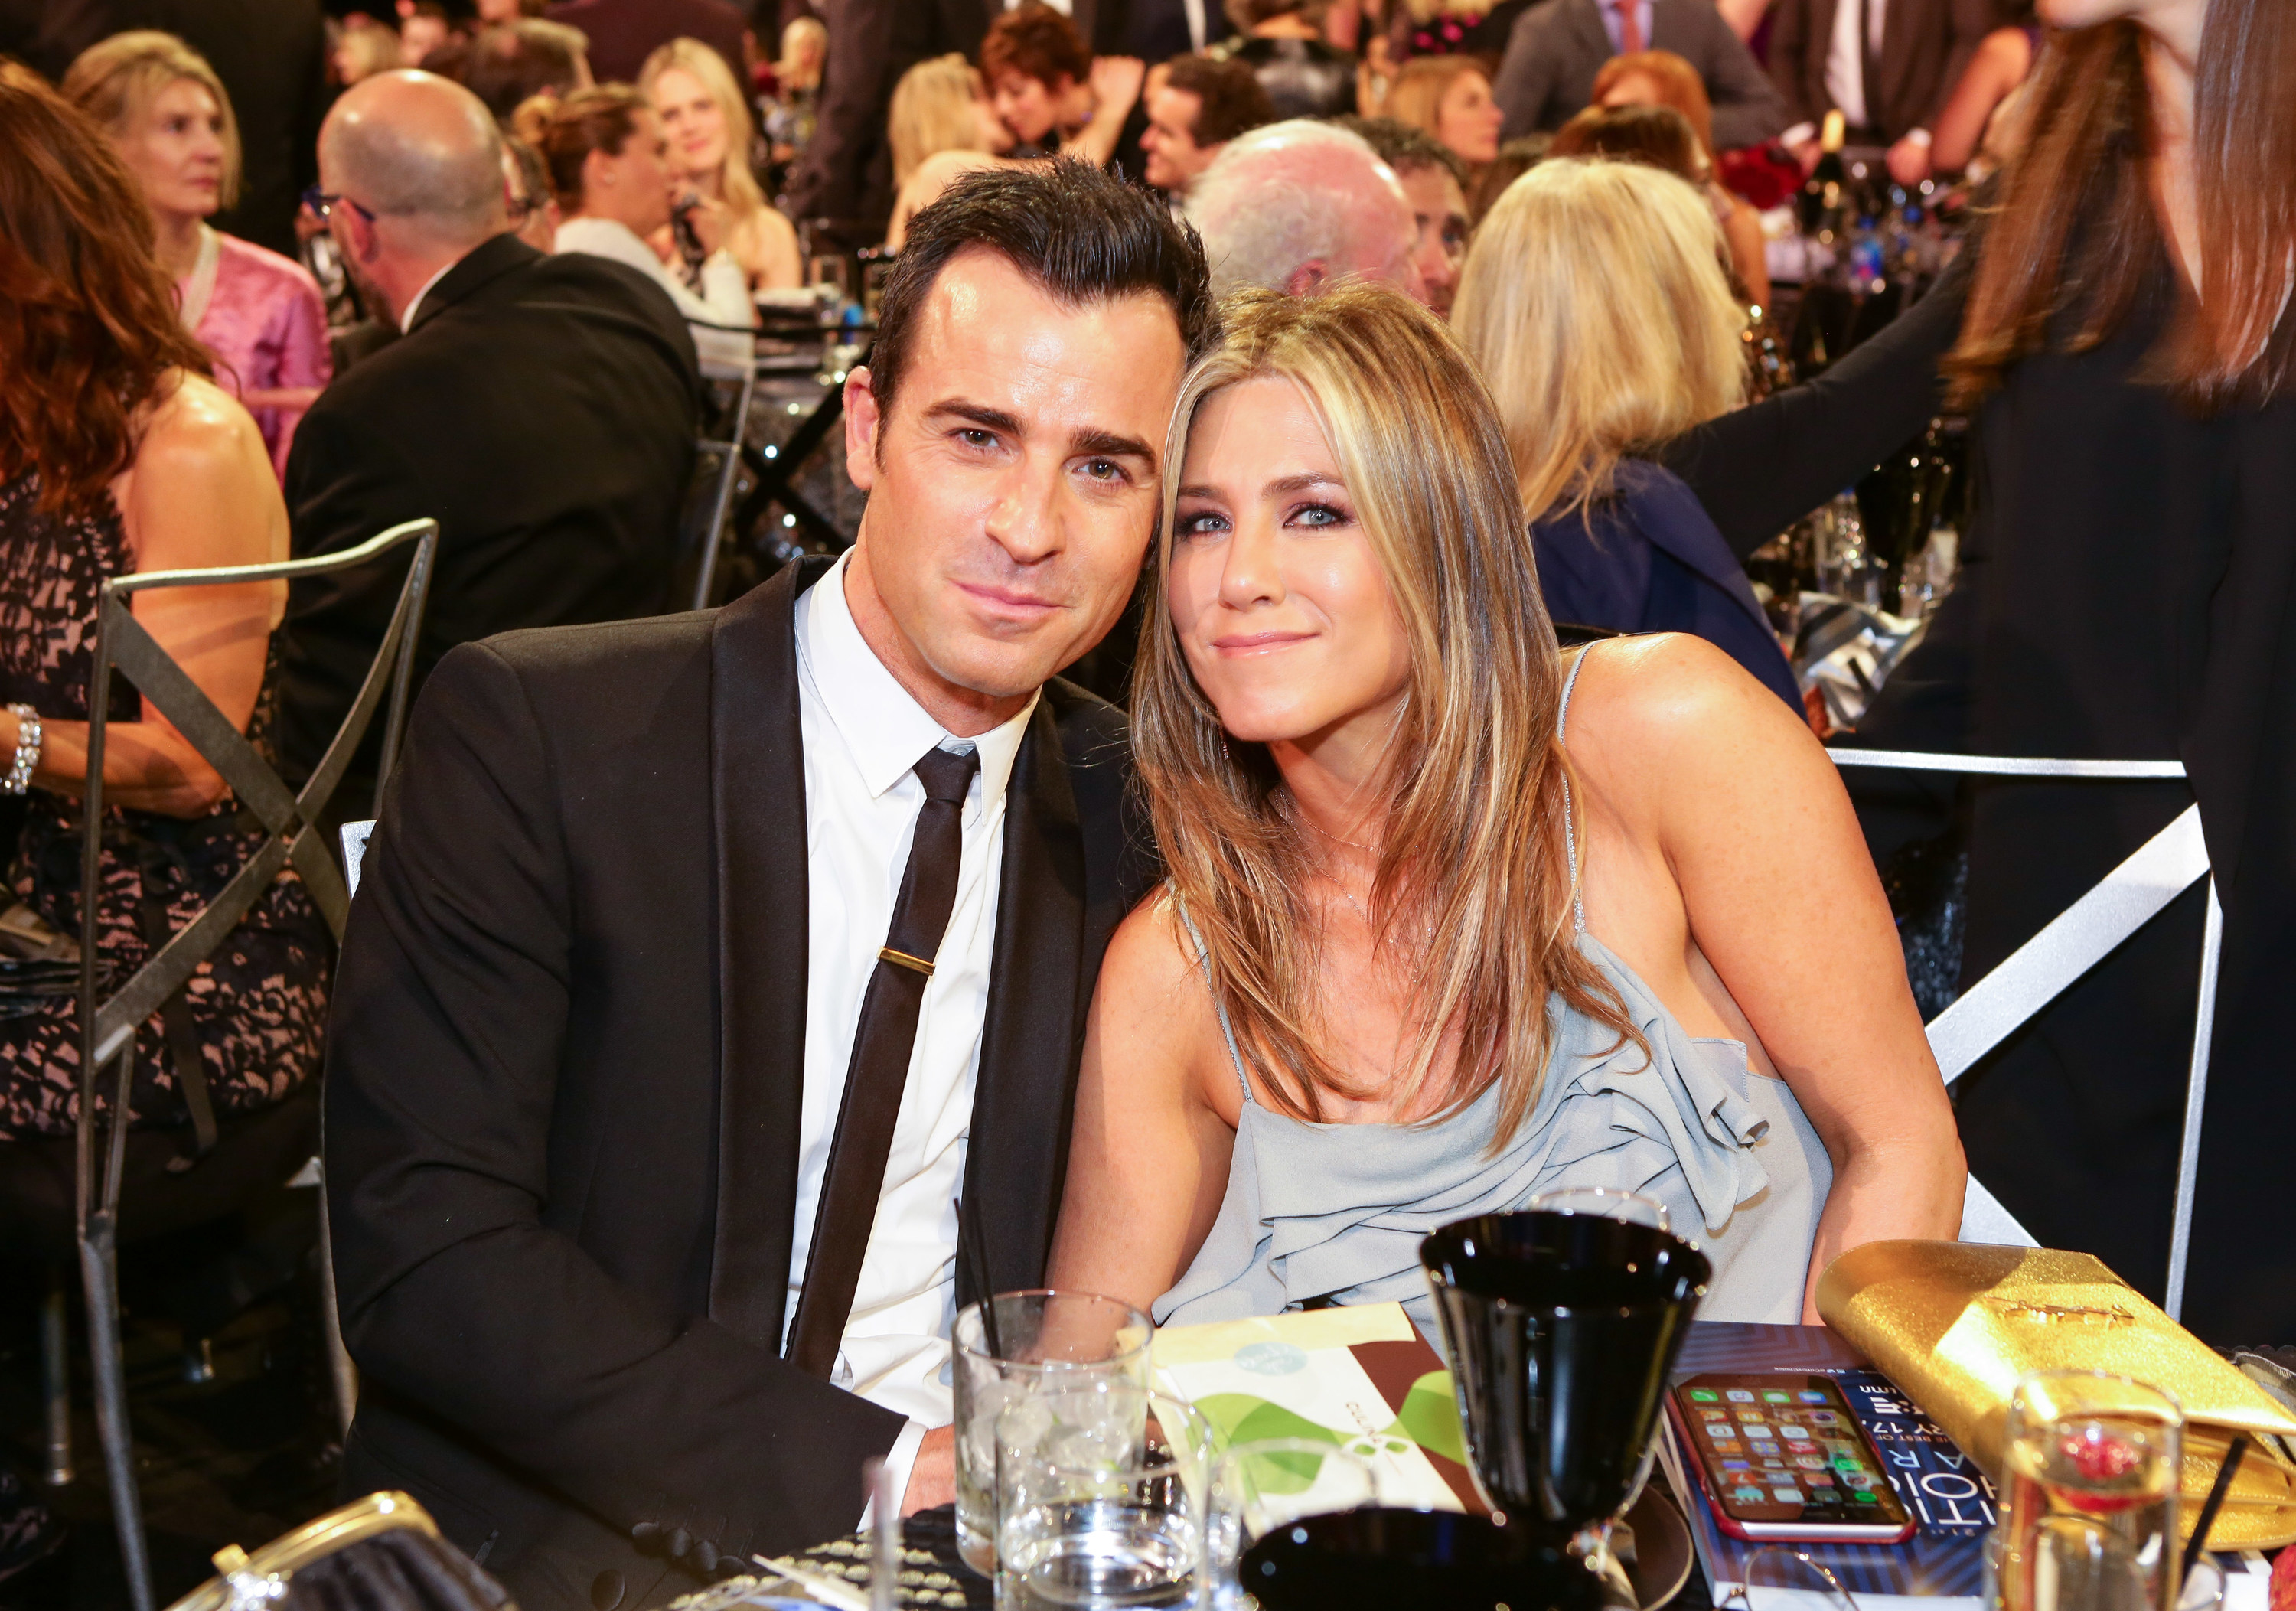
[787,744,982,1379]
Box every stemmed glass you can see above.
[1420,1208,1711,1605]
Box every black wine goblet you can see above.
[1420,1210,1711,1601]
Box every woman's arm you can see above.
[1654,251,1972,562]
[1061,56,1146,169]
[1574,634,1966,1319]
[1929,28,2033,175]
[740,206,804,292]
[8,373,288,817]
[1046,896,1240,1317]
[1724,196,1772,311]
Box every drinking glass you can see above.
[1997,1371,2183,1611]
[1526,1187,1672,1234]
[1420,1210,1710,1602]
[1202,1440,1379,1609]
[994,1386,1212,1611]
[1721,1546,1860,1611]
[1234,1507,1600,1611]
[954,1291,1154,1573]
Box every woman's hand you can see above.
[1062,57,1147,168]
[680,192,731,258]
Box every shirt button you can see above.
[590,1569,625,1610]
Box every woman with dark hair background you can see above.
[0,64,330,1147]
[1855,0,2296,1343]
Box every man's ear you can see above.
[843,364,882,491]
[1283,260,1330,297]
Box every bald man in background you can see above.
[275,70,699,825]
[1182,120,1427,302]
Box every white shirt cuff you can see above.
[1902,127,1933,146]
[1780,121,1817,148]
[858,1419,932,1532]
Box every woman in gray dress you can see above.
[1047,285,1965,1332]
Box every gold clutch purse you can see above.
[1816,1241,2296,1550]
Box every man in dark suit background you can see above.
[1493,0,1786,147]
[1766,0,2006,184]
[323,159,1213,1611]
[276,69,698,820]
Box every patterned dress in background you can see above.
[0,474,331,1139]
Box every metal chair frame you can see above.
[1831,750,2218,1317]
[70,518,439,1611]
[687,354,761,611]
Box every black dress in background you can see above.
[1861,252,2296,1345]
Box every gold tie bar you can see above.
[878,946,934,977]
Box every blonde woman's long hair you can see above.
[1133,285,1643,1143]
[639,36,768,223]
[1453,159,1746,524]
[64,31,243,210]
[889,54,990,187]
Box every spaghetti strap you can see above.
[1557,645,1596,934]
[1172,892,1257,1107]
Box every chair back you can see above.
[679,353,760,611]
[1831,750,2217,1317]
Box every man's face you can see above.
[1397,163,1469,318]
[1141,86,1213,192]
[843,248,1190,722]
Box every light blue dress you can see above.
[1152,647,1832,1335]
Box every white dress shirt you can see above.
[1823,0,1884,132]
[786,552,1039,1516]
[552,214,755,370]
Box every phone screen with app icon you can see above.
[1668,1373,1916,1543]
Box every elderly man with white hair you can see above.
[1184,119,1428,303]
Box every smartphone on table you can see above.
[1665,1372,1917,1544]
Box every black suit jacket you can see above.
[276,233,698,812]
[327,559,1153,1611]
[1492,0,1787,148]
[1766,0,2004,142]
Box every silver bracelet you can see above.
[5,703,41,794]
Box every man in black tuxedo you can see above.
[1766,0,2005,185]
[1492,0,1787,148]
[276,70,698,820]
[324,159,1213,1611]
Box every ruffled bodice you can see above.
[1151,931,1831,1335]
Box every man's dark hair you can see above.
[1163,54,1276,148]
[1330,114,1468,188]
[869,160,1218,420]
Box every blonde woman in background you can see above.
[332,17,404,86]
[1453,157,1971,704]
[1382,54,1502,171]
[1045,285,1964,1333]
[64,31,329,479]
[641,38,801,291]
[884,54,1016,251]
[764,15,827,165]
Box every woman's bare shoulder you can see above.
[137,370,267,468]
[1565,633,1822,797]
[122,370,281,563]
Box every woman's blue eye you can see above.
[1291,502,1346,527]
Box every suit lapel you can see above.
[706,558,831,1348]
[1567,0,1612,64]
[959,699,1089,1301]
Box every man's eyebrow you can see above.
[1071,426,1157,465]
[920,398,1025,435]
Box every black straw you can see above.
[955,1196,1003,1358]
[2183,1433,2248,1578]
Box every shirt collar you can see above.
[399,258,458,334]
[799,551,1039,811]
